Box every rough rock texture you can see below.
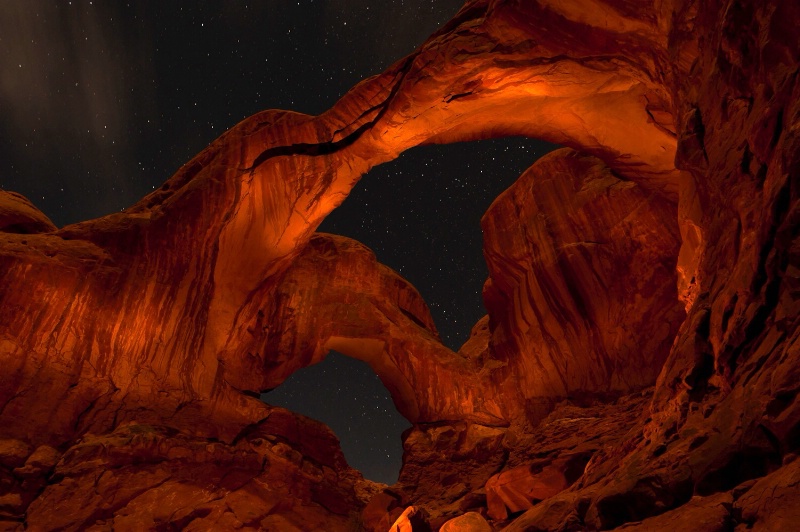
[238,232,503,425]
[439,511,492,532]
[10,411,375,532]
[481,148,684,425]
[613,492,734,532]
[0,191,56,234]
[485,461,571,519]
[0,0,798,530]
[379,148,682,526]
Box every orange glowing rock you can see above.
[486,464,570,520]
[479,148,684,425]
[0,0,798,529]
[439,511,493,532]
[389,506,428,532]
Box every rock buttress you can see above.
[481,148,684,425]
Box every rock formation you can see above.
[481,148,684,423]
[1,0,798,530]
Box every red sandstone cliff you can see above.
[1,0,798,530]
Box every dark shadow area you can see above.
[319,137,558,350]
[260,351,411,485]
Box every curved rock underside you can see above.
[0,0,798,530]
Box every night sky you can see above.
[1,1,555,484]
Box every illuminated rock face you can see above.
[1,0,798,530]
[481,148,684,423]
[229,232,504,426]
[20,413,377,532]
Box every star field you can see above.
[0,1,556,485]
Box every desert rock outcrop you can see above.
[0,0,798,530]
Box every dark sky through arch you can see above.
[261,352,411,485]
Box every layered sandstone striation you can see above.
[0,0,798,530]
[372,149,685,528]
[481,148,684,423]
[227,232,504,425]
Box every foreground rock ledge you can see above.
[1,0,798,530]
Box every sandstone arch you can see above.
[1,0,798,529]
[1,0,685,441]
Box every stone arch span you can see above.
[201,0,684,427]
[1,0,685,443]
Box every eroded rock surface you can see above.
[481,148,683,425]
[2,410,376,531]
[0,191,56,234]
[0,0,798,530]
